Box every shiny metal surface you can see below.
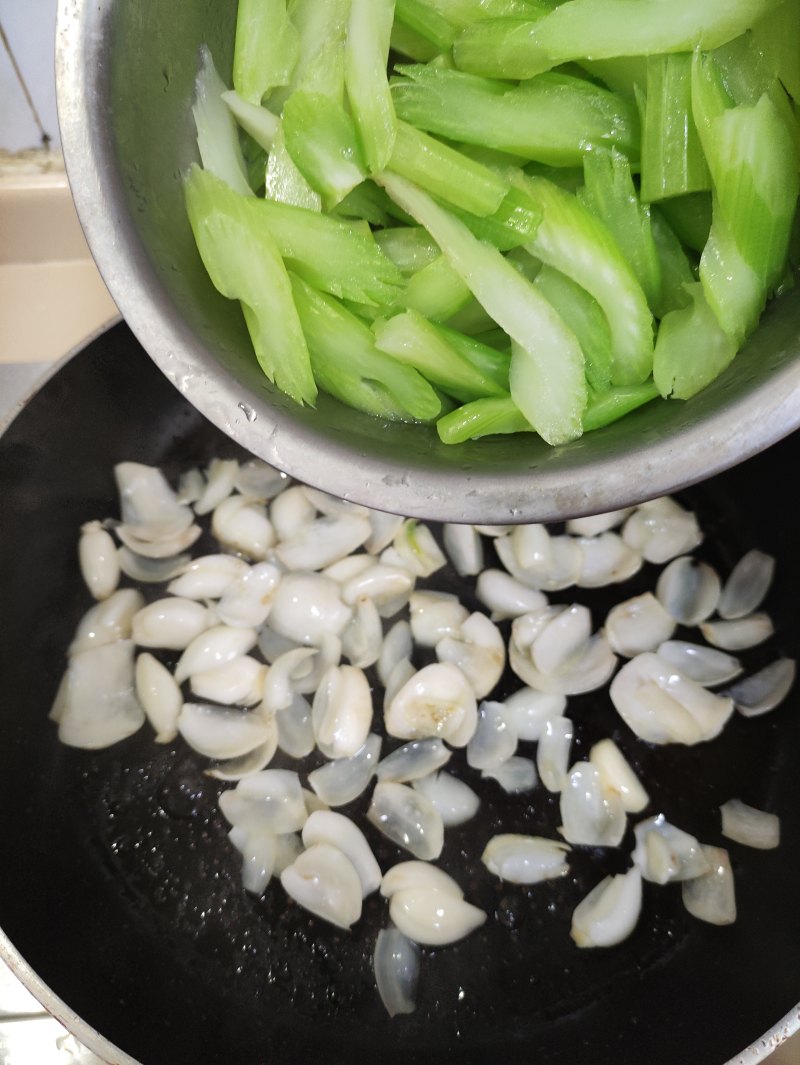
[54,0,800,524]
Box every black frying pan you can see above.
[0,324,798,1065]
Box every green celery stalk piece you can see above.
[751,0,800,102]
[457,142,530,169]
[650,207,696,317]
[193,47,253,197]
[388,121,509,216]
[519,174,654,385]
[470,326,509,351]
[373,309,508,401]
[532,263,613,394]
[653,282,738,399]
[699,198,766,344]
[392,65,640,166]
[579,149,662,314]
[390,20,443,61]
[290,274,441,421]
[188,167,403,307]
[265,125,322,210]
[437,395,531,443]
[447,186,543,250]
[452,17,555,79]
[374,226,440,275]
[240,133,268,197]
[282,91,367,208]
[578,56,649,95]
[345,0,397,173]
[435,322,511,389]
[222,91,279,152]
[658,192,712,253]
[524,161,584,192]
[287,0,350,95]
[184,164,316,405]
[333,181,396,227]
[379,172,587,445]
[233,0,299,104]
[523,0,780,66]
[640,54,711,203]
[445,299,497,335]
[395,0,458,50]
[428,0,555,26]
[404,254,473,320]
[582,382,660,431]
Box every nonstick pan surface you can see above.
[0,324,798,1065]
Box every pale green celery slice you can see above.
[282,91,367,208]
[709,92,799,290]
[435,323,511,389]
[189,167,402,307]
[265,126,322,211]
[699,200,766,344]
[193,47,252,197]
[184,165,316,405]
[580,149,662,314]
[286,0,350,98]
[640,54,711,203]
[532,263,613,394]
[751,0,800,101]
[222,91,280,153]
[458,142,530,169]
[650,208,696,317]
[334,182,396,227]
[445,299,497,335]
[526,0,779,64]
[233,0,298,104]
[437,395,531,443]
[519,174,654,386]
[404,255,473,320]
[582,382,660,432]
[391,66,640,166]
[524,161,584,192]
[391,20,443,62]
[653,282,738,400]
[395,0,458,50]
[290,274,441,422]
[345,0,397,172]
[378,172,586,444]
[388,121,509,216]
[447,186,543,250]
[658,192,712,253]
[374,227,440,275]
[373,309,507,401]
[452,18,554,79]
[579,56,649,95]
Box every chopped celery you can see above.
[532,263,614,394]
[283,0,350,100]
[519,174,654,385]
[332,182,395,227]
[582,382,660,431]
[751,0,800,101]
[658,193,712,253]
[445,298,497,335]
[427,0,555,26]
[188,167,403,307]
[640,54,711,203]
[578,56,649,95]
[523,161,584,192]
[265,125,322,210]
[452,18,555,79]
[388,122,509,216]
[395,0,458,51]
[435,322,511,389]
[184,164,316,405]
[240,133,268,197]
[345,0,397,172]
[653,283,738,399]
[233,0,298,104]
[193,47,253,197]
[373,310,507,401]
[448,186,543,250]
[378,173,587,444]
[404,254,473,320]
[650,208,696,316]
[699,200,766,344]
[282,91,367,207]
[390,20,443,62]
[437,395,531,443]
[290,274,441,421]
[374,226,440,275]
[222,91,279,153]
[580,149,662,314]
[537,0,780,57]
[391,66,641,166]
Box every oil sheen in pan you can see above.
[0,325,798,1065]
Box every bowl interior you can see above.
[56,0,800,522]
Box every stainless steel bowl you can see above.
[55,0,800,524]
